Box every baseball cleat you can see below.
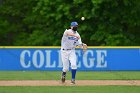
[61,76,65,83]
[71,80,75,84]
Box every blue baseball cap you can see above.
[71,22,78,26]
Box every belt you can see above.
[62,48,72,50]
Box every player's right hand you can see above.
[75,35,80,39]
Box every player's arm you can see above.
[77,41,87,54]
[65,30,80,39]
[75,35,83,47]
[77,40,86,48]
[75,35,87,52]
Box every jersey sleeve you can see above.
[63,29,71,36]
[75,34,83,47]
[77,38,82,45]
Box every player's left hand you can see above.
[82,43,87,53]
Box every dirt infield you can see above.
[0,80,140,86]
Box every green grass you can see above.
[0,71,140,93]
[0,71,140,80]
[0,86,140,93]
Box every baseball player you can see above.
[61,21,87,84]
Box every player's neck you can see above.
[71,29,77,33]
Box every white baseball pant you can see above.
[61,49,77,72]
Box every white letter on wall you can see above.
[76,50,81,68]
[45,50,56,68]
[20,50,31,68]
[33,50,44,68]
[96,50,107,68]
[83,50,95,68]
[57,50,62,67]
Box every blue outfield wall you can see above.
[0,46,140,71]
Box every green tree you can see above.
[0,0,37,45]
[0,0,139,46]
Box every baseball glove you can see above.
[82,43,87,53]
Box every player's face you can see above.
[72,26,78,31]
